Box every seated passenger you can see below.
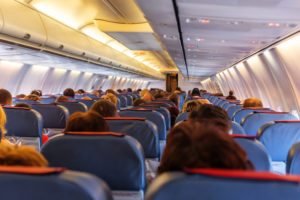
[127,88,132,93]
[191,88,201,97]
[90,100,118,117]
[167,93,180,127]
[243,97,263,108]
[63,88,75,98]
[91,90,100,97]
[0,142,48,166]
[157,120,253,174]
[182,100,202,113]
[106,89,116,95]
[133,99,146,106]
[226,90,237,100]
[14,103,31,109]
[101,93,117,106]
[24,94,41,102]
[31,90,42,97]
[16,94,26,98]
[168,93,179,108]
[64,111,109,132]
[81,97,92,100]
[56,96,69,102]
[76,89,85,94]
[142,92,154,102]
[0,89,12,105]
[154,92,163,99]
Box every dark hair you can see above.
[106,89,115,95]
[167,106,179,127]
[175,87,181,91]
[158,120,253,174]
[127,88,132,92]
[226,90,236,100]
[229,90,234,96]
[65,111,109,132]
[0,89,12,105]
[63,88,75,98]
[90,99,117,117]
[191,88,200,96]
[56,96,69,102]
[77,89,85,94]
[117,89,122,93]
[133,99,146,107]
[31,90,42,96]
[154,93,163,99]
[189,104,231,130]
[15,103,31,109]
[168,93,179,107]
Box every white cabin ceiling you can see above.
[135,0,300,78]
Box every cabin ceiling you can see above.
[135,0,300,78]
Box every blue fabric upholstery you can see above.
[242,112,298,136]
[31,104,69,128]
[258,121,300,162]
[137,106,171,130]
[227,104,243,119]
[117,95,127,108]
[231,121,246,135]
[42,133,145,191]
[154,100,176,107]
[120,109,166,140]
[14,99,40,105]
[143,102,171,107]
[145,169,300,200]
[3,107,43,142]
[75,99,95,110]
[233,136,271,171]
[124,95,133,106]
[175,112,189,124]
[287,141,300,175]
[58,102,88,115]
[116,98,121,110]
[105,117,160,158]
[233,108,272,124]
[0,166,112,200]
[40,98,56,104]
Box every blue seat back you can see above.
[287,141,300,175]
[58,102,87,115]
[117,95,127,108]
[124,95,133,106]
[116,98,121,110]
[42,132,145,191]
[175,112,189,124]
[227,104,243,119]
[242,111,298,136]
[233,108,272,124]
[154,100,176,107]
[14,99,40,105]
[137,105,171,130]
[233,135,271,171]
[0,166,112,200]
[31,104,69,128]
[40,98,56,104]
[145,169,300,200]
[222,100,240,110]
[231,121,246,135]
[75,99,95,110]
[3,107,43,141]
[105,117,160,158]
[258,121,300,162]
[143,102,171,107]
[120,109,166,140]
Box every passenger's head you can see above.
[182,100,202,113]
[154,92,163,99]
[56,96,69,102]
[81,97,92,100]
[24,94,41,102]
[189,104,231,131]
[0,143,48,166]
[140,89,149,97]
[243,97,263,108]
[65,111,109,132]
[76,89,85,94]
[175,87,181,91]
[142,92,153,102]
[167,106,179,127]
[133,99,146,106]
[157,120,252,174]
[191,88,200,97]
[31,90,42,97]
[101,93,117,106]
[15,103,31,109]
[91,90,100,96]
[0,106,7,137]
[106,89,115,95]
[229,90,234,96]
[168,93,179,107]
[127,88,132,92]
[90,99,118,117]
[0,89,12,105]
[63,88,75,98]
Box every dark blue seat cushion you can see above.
[233,108,272,124]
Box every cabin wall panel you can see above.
[0,61,24,95]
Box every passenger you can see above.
[0,142,48,166]
[157,120,253,174]
[15,94,26,98]
[127,88,132,93]
[226,90,237,100]
[133,99,146,106]
[90,99,118,117]
[0,89,12,105]
[91,90,100,97]
[243,97,263,108]
[182,100,202,113]
[191,88,201,97]
[167,106,179,127]
[24,94,41,102]
[168,93,179,107]
[81,97,92,100]
[63,88,75,98]
[101,93,117,106]
[14,103,31,109]
[31,90,42,97]
[175,87,181,92]
[117,89,122,93]
[189,104,232,132]
[140,89,149,97]
[56,96,69,102]
[154,92,163,99]
[76,89,85,94]
[64,111,109,132]
[106,89,116,95]
[142,92,154,102]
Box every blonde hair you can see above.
[24,94,41,102]
[102,93,117,106]
[140,89,149,97]
[243,97,263,108]
[0,143,48,167]
[0,106,7,137]
[81,97,92,100]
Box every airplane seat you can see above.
[222,100,240,110]
[175,112,189,124]
[41,132,145,200]
[232,135,271,171]
[226,104,243,119]
[257,120,300,174]
[287,141,300,175]
[40,97,56,104]
[58,101,88,115]
[31,104,69,137]
[216,99,226,107]
[231,121,246,135]
[143,102,171,107]
[75,99,96,110]
[104,117,160,159]
[116,98,121,110]
[154,99,176,107]
[3,106,43,149]
[0,166,112,200]
[14,99,41,105]
[145,169,300,200]
[233,108,272,124]
[124,95,133,106]
[118,95,128,108]
[136,105,171,131]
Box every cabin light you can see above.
[201,19,210,24]
[186,18,191,23]
[186,45,195,48]
[107,41,127,52]
[82,26,112,44]
[0,60,23,68]
[135,56,145,62]
[196,38,205,42]
[123,50,136,58]
[187,37,191,41]
[221,40,226,43]
[268,23,280,27]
